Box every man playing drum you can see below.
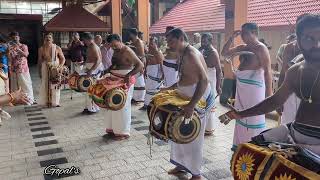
[82,32,103,115]
[104,34,143,141]
[38,32,66,107]
[223,14,320,155]
[164,28,214,180]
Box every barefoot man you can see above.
[104,34,143,140]
[223,14,320,155]
[38,32,65,107]
[143,37,164,110]
[199,33,222,136]
[128,28,146,103]
[82,32,103,114]
[221,23,272,150]
[165,28,214,180]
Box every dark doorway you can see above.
[0,14,42,66]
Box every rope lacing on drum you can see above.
[268,143,298,159]
[146,131,154,158]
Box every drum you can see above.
[147,102,201,144]
[49,65,69,84]
[68,73,95,92]
[231,143,320,180]
[88,82,127,110]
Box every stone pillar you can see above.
[111,0,122,35]
[136,0,150,41]
[220,0,248,105]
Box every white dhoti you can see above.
[38,62,60,107]
[233,69,266,150]
[132,73,145,102]
[163,59,178,87]
[10,71,34,104]
[70,61,83,74]
[83,63,103,112]
[281,94,301,124]
[144,64,163,106]
[104,70,134,136]
[170,83,214,176]
[206,68,218,132]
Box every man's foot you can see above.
[205,130,214,136]
[55,105,61,108]
[113,135,129,141]
[190,175,203,180]
[168,167,187,176]
[139,105,148,111]
[82,109,89,114]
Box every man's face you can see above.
[166,35,182,51]
[241,29,256,44]
[128,33,135,40]
[73,34,80,41]
[12,35,20,43]
[201,37,211,48]
[94,36,102,45]
[299,26,320,63]
[111,40,121,50]
[149,40,156,50]
[45,35,53,43]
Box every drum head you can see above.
[171,113,201,144]
[105,88,127,111]
[78,76,94,92]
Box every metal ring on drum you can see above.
[78,76,95,92]
[170,113,201,144]
[104,88,127,111]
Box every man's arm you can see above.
[18,44,29,58]
[126,48,144,77]
[257,45,273,97]
[278,44,292,87]
[236,65,296,118]
[188,52,209,107]
[210,49,222,94]
[57,47,66,66]
[221,30,245,57]
[37,48,42,78]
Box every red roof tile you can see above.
[150,0,320,34]
[45,4,110,32]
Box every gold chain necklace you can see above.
[299,68,320,104]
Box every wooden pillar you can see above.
[153,0,160,23]
[220,0,248,104]
[137,0,150,41]
[111,0,122,35]
[62,0,67,9]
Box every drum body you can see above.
[231,143,320,180]
[49,65,68,84]
[88,82,127,110]
[68,73,95,92]
[147,102,201,144]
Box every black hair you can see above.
[0,35,6,43]
[259,38,272,50]
[44,32,53,36]
[9,31,19,37]
[242,23,259,35]
[296,13,311,24]
[296,14,320,38]
[106,34,121,43]
[166,28,189,42]
[286,34,297,41]
[82,32,94,40]
[166,26,175,32]
[128,28,138,36]
[201,33,213,42]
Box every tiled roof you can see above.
[150,0,225,34]
[150,0,320,34]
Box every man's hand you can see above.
[11,87,29,105]
[216,85,222,96]
[276,106,283,116]
[86,70,93,78]
[219,109,241,125]
[181,103,195,119]
[232,30,241,39]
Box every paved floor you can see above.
[0,69,277,180]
